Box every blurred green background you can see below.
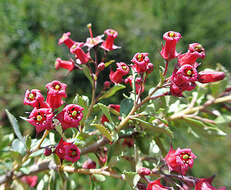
[0,0,231,189]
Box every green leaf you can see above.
[120,98,134,118]
[11,139,26,155]
[94,103,113,123]
[54,119,67,140]
[182,118,226,137]
[90,124,113,142]
[93,174,106,182]
[104,60,115,68]
[82,64,93,86]
[25,135,31,151]
[5,109,23,141]
[123,171,137,189]
[99,84,126,100]
[133,118,173,137]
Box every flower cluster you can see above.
[24,80,84,133]
[160,31,225,97]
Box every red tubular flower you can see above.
[70,42,91,64]
[131,53,150,73]
[55,139,80,163]
[46,80,67,109]
[173,64,198,86]
[101,29,120,51]
[55,58,75,71]
[24,89,49,108]
[109,62,129,84]
[195,176,226,190]
[147,179,169,190]
[26,108,54,133]
[125,76,144,94]
[164,146,197,175]
[58,32,75,48]
[56,104,84,130]
[178,43,205,66]
[82,159,97,169]
[160,31,182,61]
[21,176,38,187]
[198,70,225,83]
[101,104,120,124]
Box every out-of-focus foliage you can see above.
[0,0,231,189]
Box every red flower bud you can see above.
[82,159,97,169]
[198,70,225,83]
[137,167,151,176]
[195,176,226,190]
[147,179,169,190]
[147,63,154,74]
[44,147,52,156]
[98,62,105,71]
[21,176,38,187]
[103,81,111,90]
[122,138,134,148]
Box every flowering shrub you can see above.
[1,24,230,189]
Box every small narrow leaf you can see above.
[82,65,94,86]
[104,60,115,68]
[93,174,106,182]
[120,98,134,118]
[99,84,126,100]
[12,139,26,155]
[90,124,112,142]
[133,118,173,137]
[94,103,113,123]
[25,135,32,151]
[5,109,23,141]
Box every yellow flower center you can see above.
[55,84,60,90]
[169,32,176,37]
[187,70,192,76]
[183,154,189,160]
[122,65,127,71]
[36,115,43,121]
[137,54,143,61]
[72,110,77,117]
[29,93,35,100]
[195,45,202,52]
